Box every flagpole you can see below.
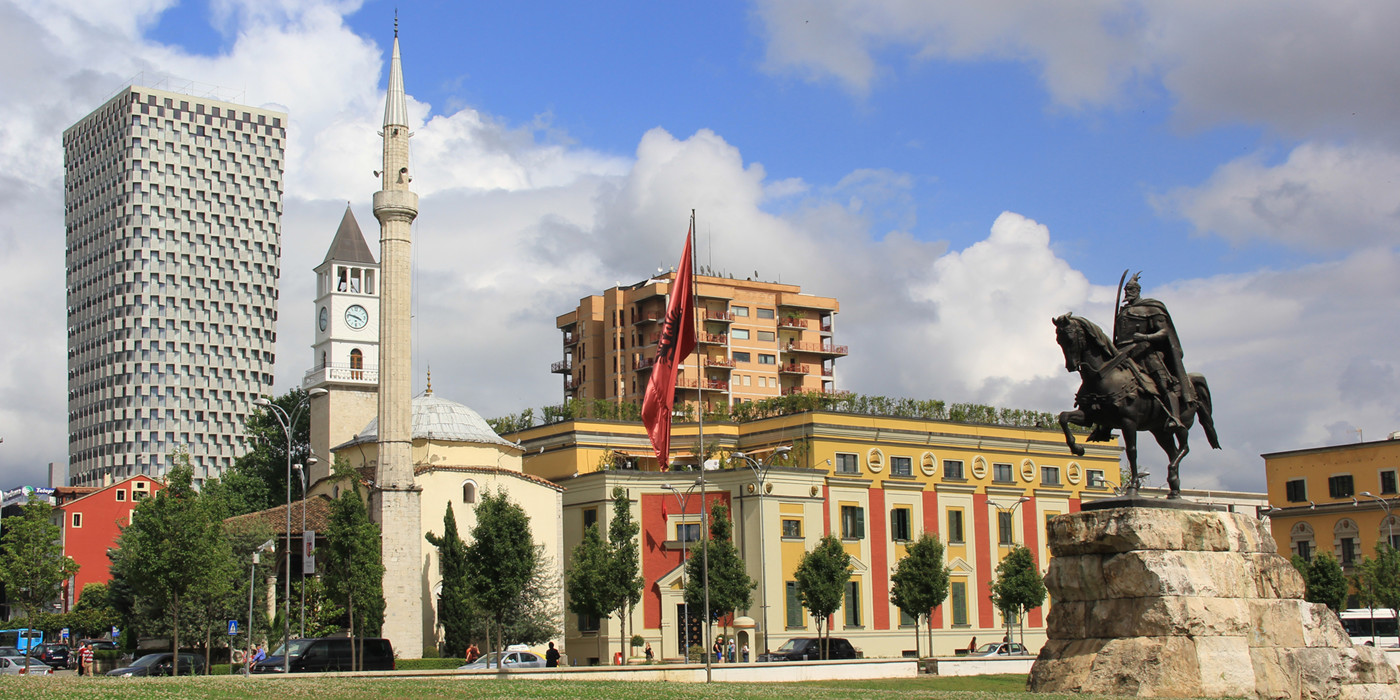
[693,208,712,683]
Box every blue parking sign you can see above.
[228,620,239,636]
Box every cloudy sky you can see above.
[2,0,1397,495]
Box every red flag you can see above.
[642,230,697,468]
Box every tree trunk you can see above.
[497,617,506,675]
[348,596,356,672]
[205,623,213,675]
[173,591,181,676]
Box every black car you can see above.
[760,637,858,662]
[106,653,205,677]
[30,643,69,668]
[251,638,394,673]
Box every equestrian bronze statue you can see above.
[1053,273,1219,499]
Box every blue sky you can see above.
[1,1,1398,493]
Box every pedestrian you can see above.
[644,643,653,662]
[741,642,749,663]
[253,643,266,663]
[79,642,94,676]
[967,636,977,653]
[545,642,560,667]
[713,638,723,663]
[727,638,735,662]
[466,643,480,663]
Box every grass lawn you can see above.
[0,673,1132,700]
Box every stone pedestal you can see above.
[1028,507,1399,699]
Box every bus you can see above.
[0,628,44,653]
[1339,608,1398,648]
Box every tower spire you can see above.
[383,26,409,128]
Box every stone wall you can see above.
[1028,507,1399,699]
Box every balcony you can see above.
[634,311,663,325]
[550,359,572,374]
[821,367,834,377]
[563,330,579,346]
[779,317,809,330]
[784,340,848,356]
[820,318,833,333]
[705,310,734,323]
[302,362,377,388]
[635,356,657,372]
[699,332,728,345]
[564,377,578,392]
[705,357,736,369]
[677,378,730,391]
[779,363,810,375]
[783,386,844,396]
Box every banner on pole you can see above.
[303,530,316,574]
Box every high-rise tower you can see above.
[63,85,286,486]
[371,26,423,657]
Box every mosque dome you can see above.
[342,393,517,450]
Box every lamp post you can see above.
[731,445,790,658]
[248,538,275,677]
[662,477,704,662]
[252,387,325,674]
[294,455,320,640]
[1361,492,1395,549]
[986,495,1031,646]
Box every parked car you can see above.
[30,643,70,669]
[251,638,394,673]
[106,652,205,677]
[759,637,858,662]
[969,642,1030,657]
[457,650,546,670]
[0,647,21,658]
[0,656,55,675]
[77,639,118,651]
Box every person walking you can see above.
[644,643,653,662]
[545,642,560,668]
[713,638,723,664]
[79,642,94,676]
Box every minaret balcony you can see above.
[303,362,378,388]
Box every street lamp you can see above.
[248,538,275,676]
[986,495,1031,646]
[1361,492,1396,549]
[730,445,790,658]
[252,387,326,674]
[661,477,704,662]
[294,455,320,639]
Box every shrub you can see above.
[395,657,465,670]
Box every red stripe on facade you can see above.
[1068,497,1081,513]
[1022,496,1043,628]
[922,489,943,629]
[869,487,889,630]
[640,493,671,629]
[973,492,994,629]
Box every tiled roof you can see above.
[322,205,376,265]
[224,494,333,534]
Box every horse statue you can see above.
[1053,312,1219,499]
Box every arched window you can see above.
[1290,522,1316,561]
[350,349,363,380]
[462,480,477,504]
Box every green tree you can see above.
[1371,545,1400,620]
[464,490,537,672]
[425,503,472,657]
[109,457,226,676]
[794,534,851,660]
[566,524,617,662]
[685,500,756,647]
[66,583,121,640]
[321,459,385,671]
[1293,552,1348,613]
[889,533,951,657]
[0,497,78,673]
[988,546,1046,647]
[607,487,644,660]
[217,388,314,516]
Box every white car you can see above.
[969,642,1030,657]
[457,650,546,670]
[0,656,54,675]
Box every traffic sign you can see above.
[228,620,239,636]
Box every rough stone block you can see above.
[1075,636,1204,696]
[1194,635,1257,697]
[1049,507,1273,556]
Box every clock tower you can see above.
[305,204,381,486]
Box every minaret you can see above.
[372,22,423,658]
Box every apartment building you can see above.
[64,85,285,485]
[553,274,845,411]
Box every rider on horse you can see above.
[1114,273,1194,431]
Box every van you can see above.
[251,638,394,673]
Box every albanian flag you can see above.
[641,230,697,468]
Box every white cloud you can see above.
[755,1,1400,142]
[1154,143,1400,250]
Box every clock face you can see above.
[318,306,328,332]
[345,304,369,330]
